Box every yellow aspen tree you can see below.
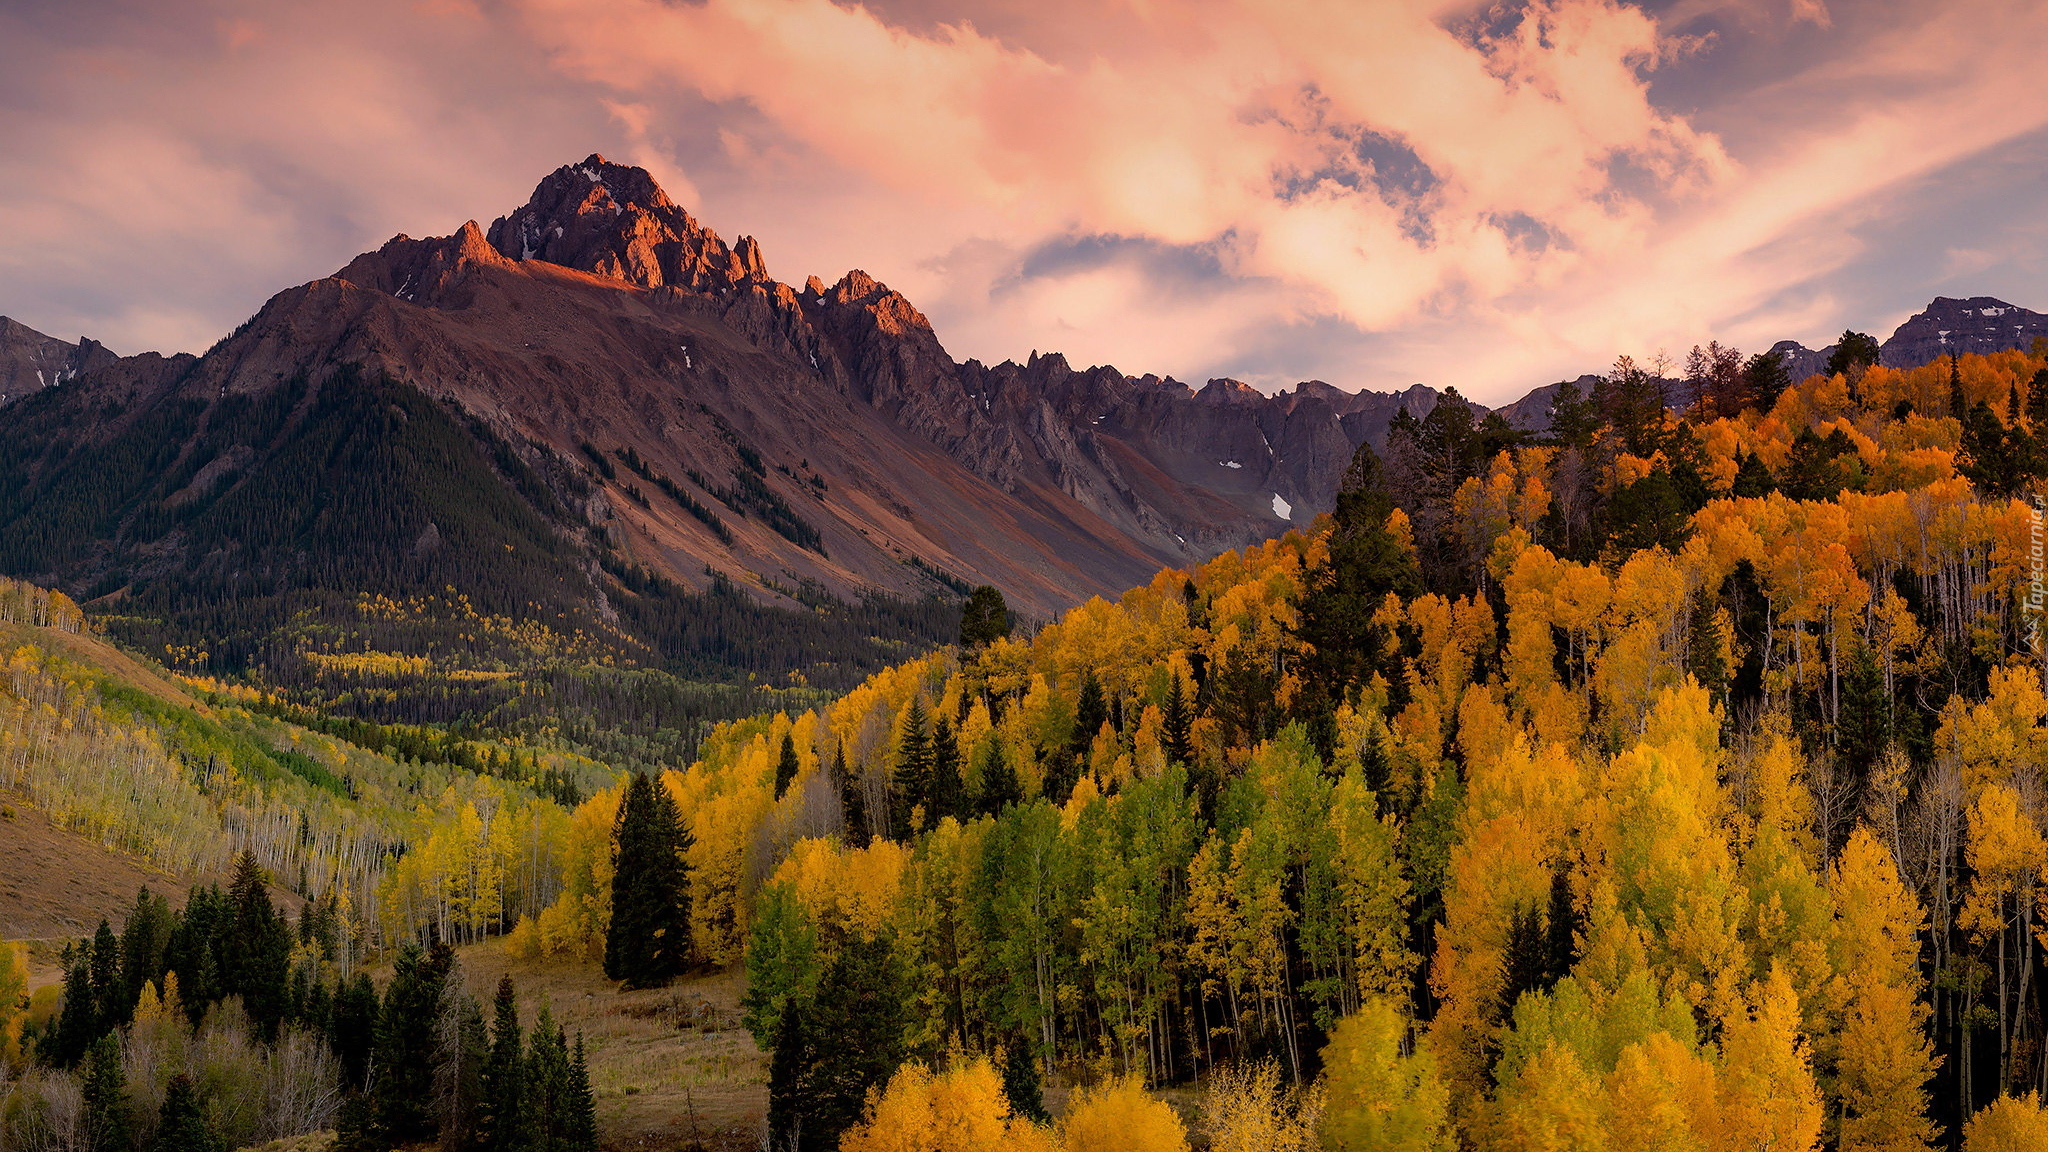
[1711,963,1823,1152]
[1490,1041,1610,1152]
[1603,1032,1715,1152]
[1958,783,2047,1095]
[1829,825,1939,1152]
[840,1056,1051,1152]
[1963,1094,2048,1152]
[0,940,25,1061]
[1318,998,1452,1152]
[1203,1060,1322,1152]
[1328,771,1413,1003]
[1061,1075,1190,1152]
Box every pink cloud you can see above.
[1,0,2045,404]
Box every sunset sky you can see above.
[3,0,2045,404]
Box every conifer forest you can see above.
[18,344,2048,1152]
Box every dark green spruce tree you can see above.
[769,934,907,1151]
[42,947,96,1067]
[1292,440,1423,759]
[606,771,693,988]
[480,976,526,1152]
[976,739,1021,817]
[566,1037,598,1152]
[1000,1035,1049,1123]
[929,716,963,825]
[889,700,934,840]
[81,1032,130,1152]
[766,998,808,1152]
[88,920,122,1030]
[959,585,1012,648]
[372,939,456,1145]
[329,972,380,1090]
[774,731,801,801]
[153,1073,225,1152]
[226,850,293,1040]
[834,742,869,844]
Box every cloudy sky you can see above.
[2,0,2044,404]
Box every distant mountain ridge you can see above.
[2,154,2042,650]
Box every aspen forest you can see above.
[14,342,2048,1152]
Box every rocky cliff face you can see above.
[1882,297,2048,368]
[0,317,117,405]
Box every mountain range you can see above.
[1,154,2042,688]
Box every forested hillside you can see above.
[496,342,2048,1149]
[13,341,2048,1151]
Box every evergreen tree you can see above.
[119,887,175,1023]
[480,976,526,1152]
[1685,591,1727,708]
[1162,673,1194,770]
[2027,366,2048,429]
[152,1073,224,1152]
[774,731,800,801]
[42,948,96,1067]
[1072,671,1108,759]
[1498,905,1546,1023]
[373,939,456,1145]
[87,920,122,1031]
[929,716,963,825]
[566,1036,597,1152]
[523,1009,572,1152]
[605,771,693,988]
[1744,349,1792,414]
[1000,1035,1049,1123]
[1545,378,1599,448]
[766,998,808,1152]
[976,739,1021,817]
[959,585,1013,648]
[330,972,380,1091]
[1837,645,1891,783]
[333,1092,381,1152]
[775,935,907,1151]
[1826,330,1881,380]
[81,1032,130,1152]
[226,850,292,1040]
[1950,353,1967,418]
[1038,747,1080,807]
[1542,866,1579,987]
[165,884,226,1026]
[1730,450,1778,498]
[889,699,934,840]
[834,742,868,845]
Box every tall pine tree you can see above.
[372,939,455,1145]
[480,975,526,1152]
[929,717,962,827]
[834,742,868,845]
[81,1032,130,1152]
[889,700,934,840]
[153,1073,224,1152]
[976,739,1021,817]
[774,731,801,801]
[605,772,693,988]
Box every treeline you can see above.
[2,859,594,1152]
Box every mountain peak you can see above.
[483,155,767,293]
